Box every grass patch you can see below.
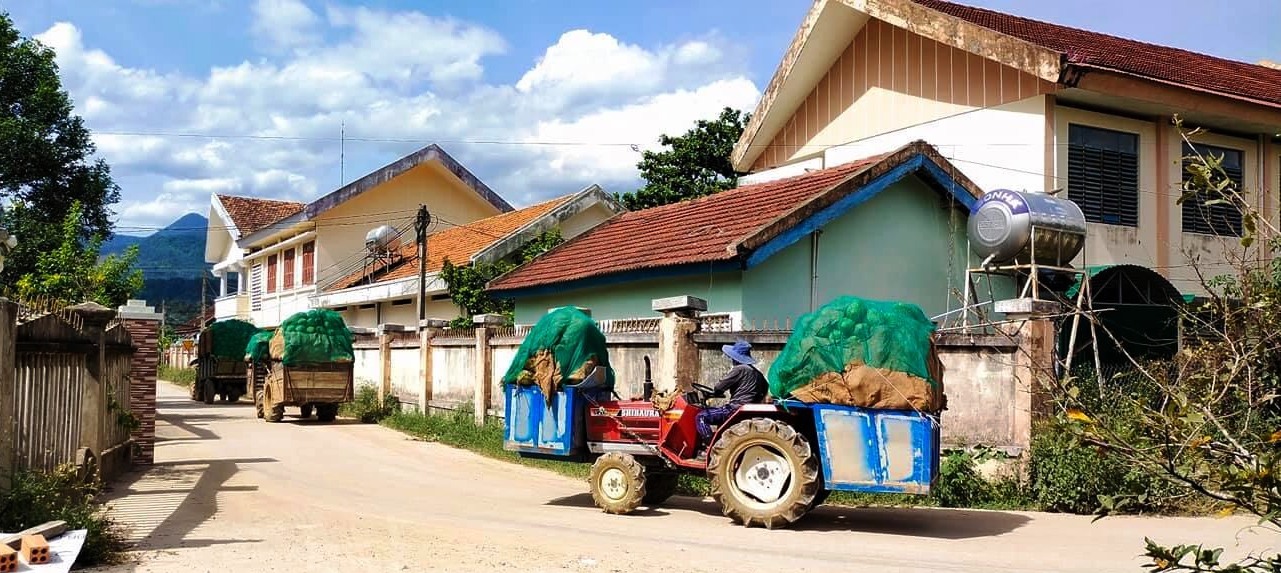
[340,386,401,423]
[0,465,129,568]
[158,364,195,388]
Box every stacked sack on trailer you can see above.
[244,329,273,363]
[502,307,615,401]
[199,319,259,359]
[768,296,946,412]
[266,309,354,366]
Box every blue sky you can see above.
[6,0,1278,234]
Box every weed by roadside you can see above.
[0,465,129,568]
[340,386,402,423]
[158,364,195,388]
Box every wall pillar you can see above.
[0,298,18,492]
[218,271,228,297]
[118,299,162,465]
[418,319,448,414]
[997,298,1060,453]
[652,296,705,396]
[472,314,504,426]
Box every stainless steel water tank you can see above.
[364,225,402,253]
[967,189,1086,266]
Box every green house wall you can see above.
[510,175,1013,326]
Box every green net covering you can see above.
[768,296,945,412]
[245,330,273,362]
[270,309,354,366]
[201,319,259,359]
[502,307,614,399]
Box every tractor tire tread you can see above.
[589,452,647,515]
[707,418,819,529]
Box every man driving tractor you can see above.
[695,340,767,455]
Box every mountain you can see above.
[103,212,210,328]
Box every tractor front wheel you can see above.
[708,418,820,529]
[589,453,647,514]
[262,385,284,423]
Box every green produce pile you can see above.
[269,309,354,366]
[245,330,273,362]
[200,319,259,359]
[502,307,614,400]
[768,295,945,412]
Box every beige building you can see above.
[734,0,1281,298]
[205,144,514,328]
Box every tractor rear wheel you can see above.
[262,385,284,423]
[316,404,338,423]
[589,453,647,514]
[201,380,216,405]
[708,418,820,529]
[642,472,679,506]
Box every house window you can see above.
[267,254,278,293]
[302,241,315,285]
[1181,142,1244,237]
[1067,124,1140,227]
[283,248,296,289]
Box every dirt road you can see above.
[94,383,1275,572]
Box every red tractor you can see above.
[504,366,940,529]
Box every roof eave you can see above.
[732,0,1064,172]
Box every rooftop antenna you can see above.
[340,120,346,186]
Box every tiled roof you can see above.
[488,154,899,293]
[914,0,1281,107]
[326,195,574,292]
[217,195,305,235]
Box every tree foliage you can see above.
[13,201,142,307]
[440,229,564,328]
[1050,119,1281,571]
[0,12,121,283]
[617,107,748,211]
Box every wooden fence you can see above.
[1,299,162,491]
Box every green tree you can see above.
[0,12,121,283]
[15,202,142,307]
[617,107,748,211]
[1050,119,1281,572]
[441,229,564,328]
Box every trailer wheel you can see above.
[201,380,216,405]
[589,453,647,514]
[262,385,283,423]
[316,404,338,423]
[254,388,265,419]
[642,472,679,506]
[300,404,314,419]
[708,418,819,529]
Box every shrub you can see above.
[0,465,128,567]
[158,364,195,387]
[1028,423,1176,514]
[933,450,994,508]
[341,385,400,423]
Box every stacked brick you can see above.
[119,300,161,466]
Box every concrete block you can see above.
[652,295,708,313]
[472,314,507,326]
[0,544,16,572]
[994,298,1061,316]
[20,535,48,565]
[419,319,450,330]
[376,323,410,334]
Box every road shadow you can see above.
[546,493,1029,539]
[101,456,277,561]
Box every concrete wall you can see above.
[429,339,476,406]
[389,346,420,404]
[353,344,380,389]
[936,338,1023,450]
[512,272,744,325]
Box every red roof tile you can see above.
[326,195,573,291]
[488,155,900,293]
[217,195,305,235]
[913,0,1281,107]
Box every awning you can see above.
[1063,264,1184,305]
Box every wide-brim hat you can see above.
[722,340,756,365]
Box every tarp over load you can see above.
[267,309,354,366]
[245,330,273,363]
[198,319,259,360]
[768,296,945,412]
[502,307,614,401]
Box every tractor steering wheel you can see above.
[691,383,716,396]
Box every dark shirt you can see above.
[713,364,767,407]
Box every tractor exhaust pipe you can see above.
[642,356,654,400]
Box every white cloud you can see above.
[34,5,761,230]
[251,0,320,53]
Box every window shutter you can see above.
[283,248,296,289]
[302,241,315,285]
[1181,142,1244,237]
[267,254,278,293]
[250,263,263,311]
[1066,124,1139,227]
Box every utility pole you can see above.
[200,273,208,329]
[415,205,431,324]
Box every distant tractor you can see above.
[191,319,259,404]
[250,309,355,423]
